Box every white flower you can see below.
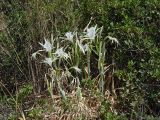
[65,32,74,42]
[107,36,119,45]
[71,66,81,73]
[86,25,97,40]
[55,48,69,59]
[39,38,52,52]
[43,57,53,66]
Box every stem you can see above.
[100,77,104,94]
[87,48,91,79]
[98,41,106,94]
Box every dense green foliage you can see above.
[0,0,160,119]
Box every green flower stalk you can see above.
[98,41,106,94]
[87,45,91,79]
[76,78,82,101]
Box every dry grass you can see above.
[43,94,100,120]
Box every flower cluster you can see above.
[32,24,119,99]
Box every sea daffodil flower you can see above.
[43,57,53,66]
[39,38,52,52]
[55,48,69,59]
[65,32,74,42]
[86,25,97,40]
